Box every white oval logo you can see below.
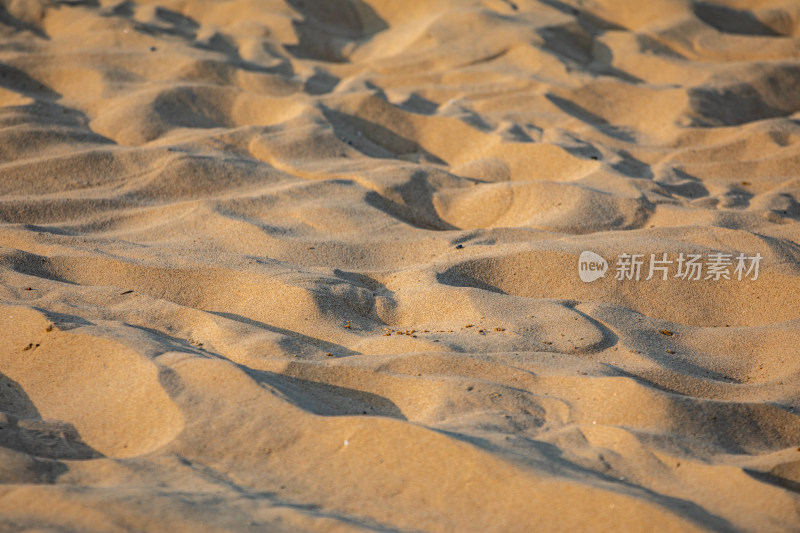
[578,251,608,283]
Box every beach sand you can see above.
[1,0,800,530]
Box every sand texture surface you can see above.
[2,0,800,531]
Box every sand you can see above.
[1,0,800,530]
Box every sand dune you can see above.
[2,0,800,530]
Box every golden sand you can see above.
[2,0,800,530]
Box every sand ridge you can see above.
[1,0,800,530]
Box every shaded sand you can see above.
[2,0,800,530]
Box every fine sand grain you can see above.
[2,0,800,531]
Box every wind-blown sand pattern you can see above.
[1,0,800,530]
